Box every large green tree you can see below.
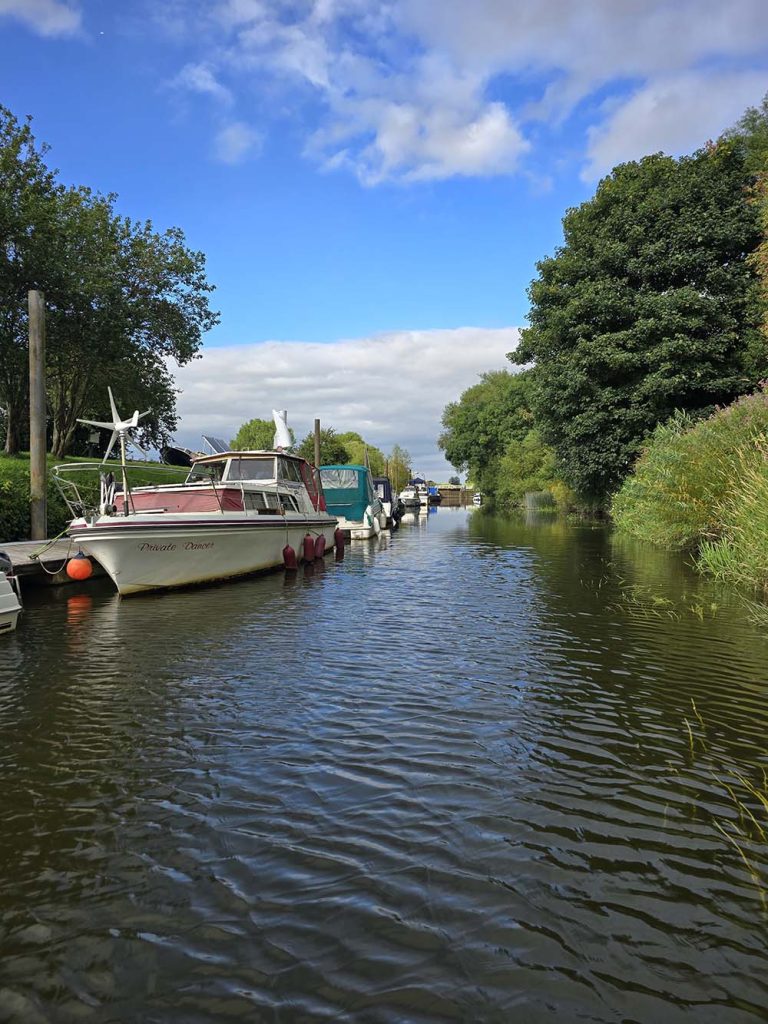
[512,141,764,500]
[231,417,294,450]
[439,370,536,495]
[0,107,57,452]
[725,95,768,360]
[296,427,349,465]
[336,431,386,474]
[0,106,219,456]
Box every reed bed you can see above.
[611,389,768,592]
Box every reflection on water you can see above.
[1,508,768,1022]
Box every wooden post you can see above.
[28,290,47,540]
[314,418,321,467]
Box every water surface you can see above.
[1,509,767,1022]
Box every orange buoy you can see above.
[314,535,326,559]
[302,534,316,562]
[66,552,93,581]
[282,544,297,570]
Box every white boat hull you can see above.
[70,515,338,595]
[0,573,22,633]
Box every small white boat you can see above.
[472,492,483,507]
[399,485,421,508]
[0,552,22,634]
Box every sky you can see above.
[1,1,767,477]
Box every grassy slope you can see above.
[0,453,186,543]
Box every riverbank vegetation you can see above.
[440,95,768,590]
[0,452,186,542]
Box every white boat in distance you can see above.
[54,401,339,596]
[399,485,421,508]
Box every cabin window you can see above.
[227,458,275,481]
[243,491,283,512]
[280,493,300,511]
[320,468,358,489]
[187,462,223,483]
[278,458,303,483]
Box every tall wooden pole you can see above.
[28,290,47,540]
[314,418,321,467]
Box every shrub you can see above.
[0,456,187,543]
[611,389,768,549]
[0,456,71,543]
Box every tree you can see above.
[336,431,385,474]
[439,370,535,495]
[0,106,57,452]
[296,427,349,465]
[231,417,290,450]
[512,143,763,500]
[44,200,218,457]
[448,475,461,485]
[725,94,768,367]
[0,105,219,456]
[387,444,412,491]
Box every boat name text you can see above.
[138,541,215,552]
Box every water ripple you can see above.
[1,510,768,1022]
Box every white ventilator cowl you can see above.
[272,409,292,449]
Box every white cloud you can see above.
[158,0,768,182]
[171,62,233,105]
[213,120,261,162]
[172,326,521,478]
[0,0,81,36]
[583,70,768,180]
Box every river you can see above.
[1,508,767,1023]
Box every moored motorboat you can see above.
[372,476,403,530]
[0,551,22,634]
[320,465,385,539]
[53,398,339,596]
[399,485,421,508]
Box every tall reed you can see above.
[611,389,768,555]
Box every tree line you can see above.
[0,106,219,457]
[440,96,768,511]
[231,417,413,489]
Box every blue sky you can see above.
[1,0,767,475]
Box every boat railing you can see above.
[52,461,191,519]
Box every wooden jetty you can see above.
[2,539,104,588]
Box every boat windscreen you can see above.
[187,462,223,482]
[227,458,276,480]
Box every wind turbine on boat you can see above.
[78,388,151,514]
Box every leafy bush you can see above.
[611,389,768,549]
[0,456,71,542]
[495,429,574,512]
[0,456,186,543]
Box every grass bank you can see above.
[611,390,768,592]
[0,454,186,543]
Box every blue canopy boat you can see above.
[319,465,385,539]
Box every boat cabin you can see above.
[372,476,394,506]
[128,451,327,515]
[319,464,377,523]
